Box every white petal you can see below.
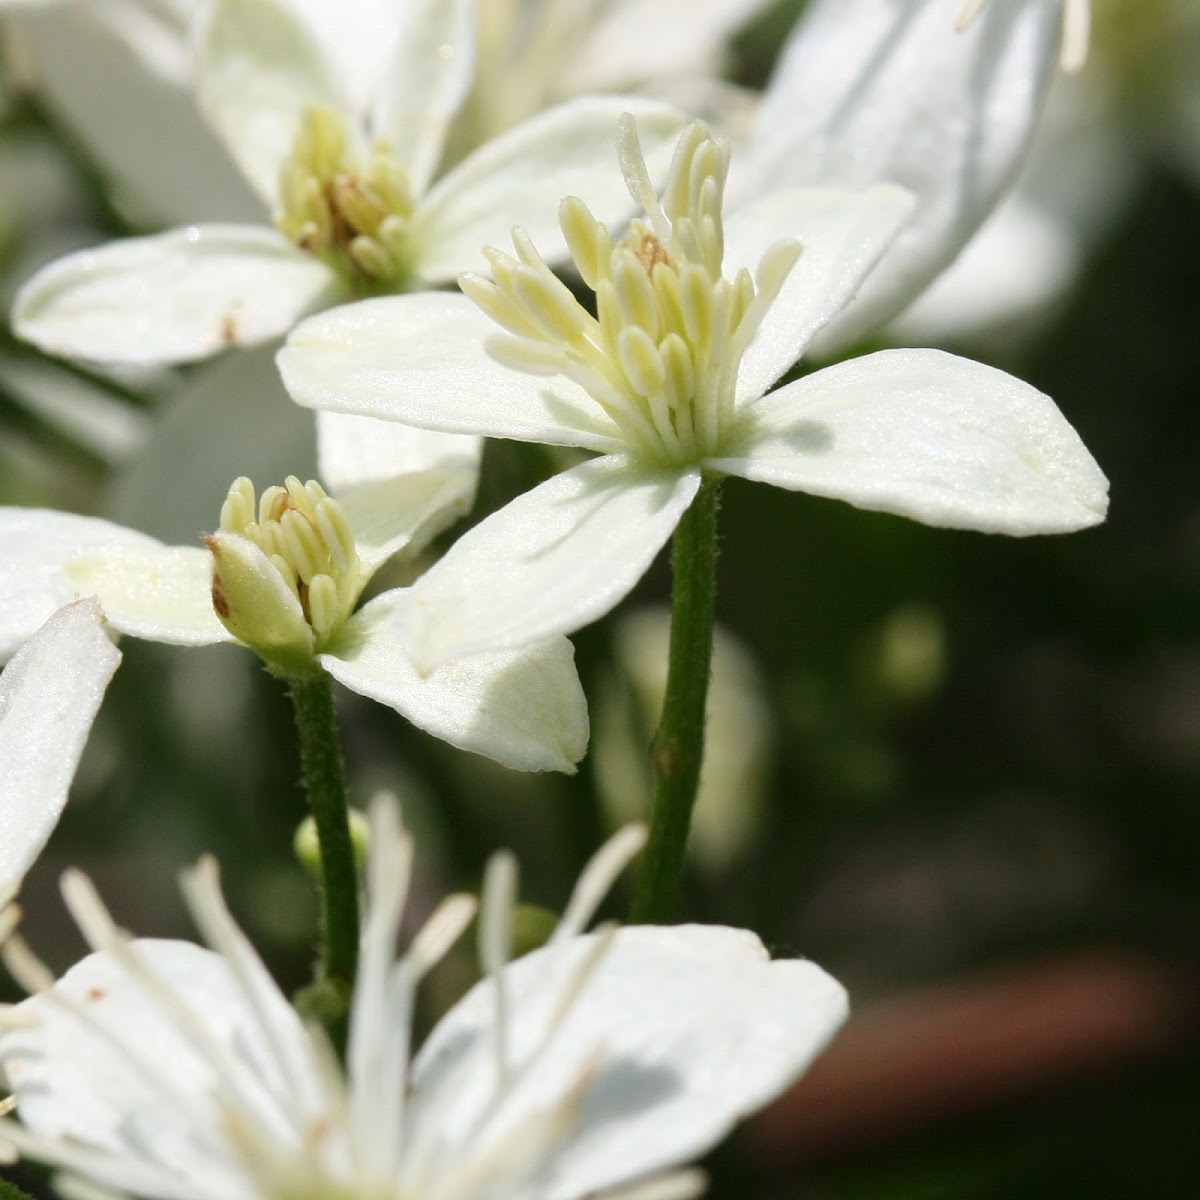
[194,0,355,204]
[413,96,684,281]
[17,6,262,226]
[562,0,771,93]
[409,925,847,1197]
[0,509,155,660]
[261,0,418,115]
[0,599,120,898]
[0,938,308,1197]
[13,225,337,366]
[735,0,1062,351]
[317,413,481,573]
[320,593,588,774]
[63,544,232,647]
[728,184,915,402]
[888,194,1081,342]
[280,293,623,452]
[370,0,476,196]
[712,348,1108,535]
[407,457,700,668]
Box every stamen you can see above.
[617,115,670,246]
[606,1168,709,1200]
[406,893,478,977]
[50,1174,127,1200]
[480,851,518,1088]
[1,931,210,1131]
[59,870,296,1141]
[178,856,322,1116]
[1061,0,1091,73]
[954,0,988,33]
[275,104,416,288]
[210,475,365,657]
[347,797,414,1181]
[0,931,54,995]
[552,823,647,943]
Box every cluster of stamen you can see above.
[460,117,801,468]
[218,476,363,646]
[276,105,416,290]
[0,806,665,1200]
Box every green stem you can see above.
[287,673,359,1030]
[632,474,722,923]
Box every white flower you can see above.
[1,0,261,226]
[729,0,1083,353]
[0,437,587,773]
[279,117,1109,670]
[0,801,848,1200]
[0,598,120,903]
[454,0,769,150]
[895,0,1200,343]
[11,0,682,367]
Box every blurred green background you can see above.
[1,1,1197,1197]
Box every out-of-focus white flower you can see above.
[731,0,1077,353]
[0,801,848,1200]
[0,0,261,225]
[11,0,681,367]
[956,0,1091,73]
[894,0,1200,344]
[594,608,772,870]
[452,0,769,152]
[0,436,587,773]
[280,117,1108,669]
[0,598,119,903]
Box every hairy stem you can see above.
[287,672,359,1041]
[632,474,721,923]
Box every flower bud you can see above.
[207,476,365,676]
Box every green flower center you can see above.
[276,105,416,292]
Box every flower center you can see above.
[207,477,364,672]
[460,118,801,468]
[276,105,416,292]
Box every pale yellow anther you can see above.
[219,476,257,532]
[464,118,801,468]
[659,334,695,408]
[459,273,541,339]
[559,196,609,289]
[349,236,392,278]
[487,335,570,377]
[512,266,591,346]
[617,326,666,398]
[611,253,661,339]
[275,105,416,289]
[209,476,366,667]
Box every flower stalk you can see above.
[632,474,722,923]
[287,671,359,1040]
